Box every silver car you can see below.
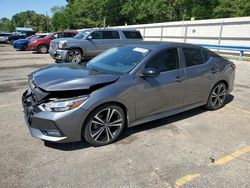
[22,42,235,146]
[49,29,143,63]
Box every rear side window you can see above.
[183,48,203,67]
[102,31,120,39]
[146,48,179,72]
[123,31,142,39]
[91,31,102,39]
[202,50,211,62]
[64,32,76,38]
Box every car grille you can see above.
[50,42,58,52]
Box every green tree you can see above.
[0,17,14,32]
[213,0,250,18]
[178,0,219,20]
[11,11,48,32]
[121,0,179,24]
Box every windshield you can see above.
[74,30,91,39]
[87,45,151,74]
[45,33,53,38]
[33,35,46,39]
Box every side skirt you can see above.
[128,102,205,127]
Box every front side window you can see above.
[183,48,204,67]
[102,31,120,39]
[91,31,102,39]
[74,30,91,39]
[146,48,179,72]
[52,33,59,39]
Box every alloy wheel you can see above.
[210,83,227,108]
[67,50,82,63]
[38,45,48,54]
[89,108,123,143]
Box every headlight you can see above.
[58,40,67,49]
[39,96,88,112]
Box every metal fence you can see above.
[112,16,250,56]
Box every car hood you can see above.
[52,38,80,44]
[30,63,119,92]
[15,39,29,43]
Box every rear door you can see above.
[135,48,186,119]
[182,48,218,106]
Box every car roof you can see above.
[91,28,139,32]
[119,41,204,50]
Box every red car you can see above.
[27,31,78,54]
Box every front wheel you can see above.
[66,49,83,63]
[83,105,126,147]
[206,82,227,110]
[20,44,27,51]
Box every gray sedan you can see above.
[22,42,235,146]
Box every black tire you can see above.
[38,44,48,54]
[10,39,15,45]
[66,49,83,63]
[20,44,27,51]
[206,82,228,110]
[83,104,126,147]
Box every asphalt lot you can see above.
[0,44,249,188]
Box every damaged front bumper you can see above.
[49,49,68,62]
[22,90,87,143]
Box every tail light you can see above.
[231,63,236,71]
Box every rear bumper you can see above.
[49,49,68,62]
[228,70,235,94]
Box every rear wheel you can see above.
[206,82,227,110]
[38,44,48,54]
[83,104,125,147]
[66,49,83,63]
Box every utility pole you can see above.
[46,11,49,32]
[103,16,106,28]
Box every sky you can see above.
[0,0,67,19]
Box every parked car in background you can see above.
[49,29,143,63]
[13,34,47,51]
[0,32,12,43]
[22,42,235,146]
[7,32,35,44]
[28,31,78,54]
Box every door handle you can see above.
[210,68,218,74]
[175,76,185,82]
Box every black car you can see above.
[7,31,35,44]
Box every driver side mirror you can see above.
[141,67,160,77]
[87,35,92,40]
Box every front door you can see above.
[85,31,104,57]
[135,48,186,119]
